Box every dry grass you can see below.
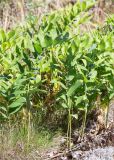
[0,124,62,160]
[0,0,76,30]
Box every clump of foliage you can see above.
[0,0,114,149]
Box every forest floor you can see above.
[1,105,114,160]
[41,103,114,160]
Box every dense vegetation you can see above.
[0,0,114,153]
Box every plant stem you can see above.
[105,103,109,128]
[26,84,31,153]
[67,109,72,150]
[67,112,70,148]
[81,107,87,139]
[27,110,31,152]
[69,108,72,150]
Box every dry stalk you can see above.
[18,0,25,22]
[4,4,9,31]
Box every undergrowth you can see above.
[0,0,114,155]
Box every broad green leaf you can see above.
[9,106,22,115]
[36,75,41,84]
[8,97,26,108]
[24,36,34,52]
[81,1,86,11]
[17,62,24,73]
[89,70,97,80]
[0,112,7,119]
[61,103,68,108]
[75,95,86,105]
[0,106,7,112]
[7,30,15,39]
[67,80,83,97]
[34,42,42,54]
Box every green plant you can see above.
[0,0,114,151]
